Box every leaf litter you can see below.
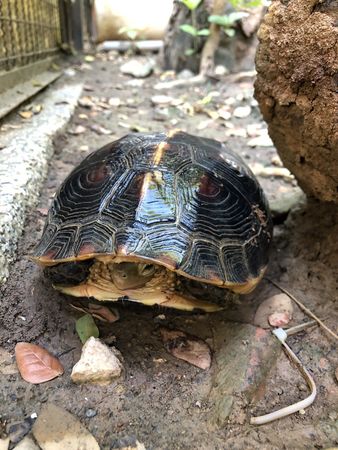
[15,343,64,384]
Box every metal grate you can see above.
[0,0,61,72]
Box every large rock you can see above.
[255,0,338,202]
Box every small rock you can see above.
[247,132,274,147]
[33,403,99,450]
[269,188,306,221]
[13,436,39,450]
[177,69,194,80]
[218,108,231,121]
[268,312,291,327]
[125,79,145,87]
[85,409,97,418]
[71,337,123,385]
[151,95,173,106]
[254,294,293,329]
[233,105,251,118]
[299,409,306,415]
[214,65,228,76]
[108,97,121,107]
[120,59,154,78]
[64,68,76,77]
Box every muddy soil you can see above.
[0,54,337,449]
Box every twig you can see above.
[266,278,338,341]
[250,328,317,425]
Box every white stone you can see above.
[151,95,173,106]
[233,105,251,118]
[71,337,122,385]
[120,59,154,78]
[247,132,274,147]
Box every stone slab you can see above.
[0,82,83,285]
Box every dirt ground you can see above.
[0,53,337,450]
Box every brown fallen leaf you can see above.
[68,125,86,135]
[78,96,94,108]
[160,328,211,370]
[15,342,64,384]
[19,110,33,119]
[70,302,119,323]
[90,124,112,135]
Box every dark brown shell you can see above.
[33,131,273,290]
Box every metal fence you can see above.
[0,0,61,72]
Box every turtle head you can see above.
[108,262,156,290]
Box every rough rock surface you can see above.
[0,83,83,285]
[71,337,123,385]
[255,0,338,202]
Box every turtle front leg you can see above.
[126,290,223,312]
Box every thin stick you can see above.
[266,278,338,341]
[250,328,317,425]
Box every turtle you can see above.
[32,130,273,312]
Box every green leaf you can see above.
[126,30,138,40]
[227,12,249,23]
[180,24,198,36]
[197,28,210,36]
[180,0,202,10]
[229,0,262,8]
[76,314,99,344]
[185,48,196,56]
[224,28,236,37]
[208,15,231,27]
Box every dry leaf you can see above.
[78,96,94,108]
[15,342,64,384]
[32,104,43,114]
[160,329,211,370]
[90,124,112,135]
[70,302,119,323]
[69,125,86,135]
[19,111,33,119]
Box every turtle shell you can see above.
[33,131,272,293]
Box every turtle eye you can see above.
[139,264,155,277]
